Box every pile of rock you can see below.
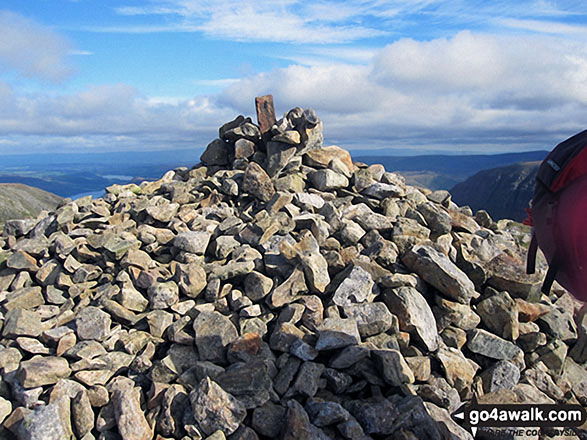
[0,96,585,440]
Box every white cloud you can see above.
[0,10,74,81]
[219,31,587,151]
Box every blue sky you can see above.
[0,1,586,155]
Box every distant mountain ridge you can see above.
[0,183,63,224]
[450,161,540,222]
[354,150,547,190]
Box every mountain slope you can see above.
[450,161,539,221]
[354,151,547,190]
[0,183,63,224]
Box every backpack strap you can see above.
[526,231,538,275]
[541,258,559,294]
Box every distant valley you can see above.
[0,148,547,223]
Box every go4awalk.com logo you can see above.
[452,399,587,438]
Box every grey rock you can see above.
[266,141,297,177]
[16,397,70,440]
[332,264,376,306]
[286,361,325,398]
[436,346,478,393]
[342,302,393,337]
[476,290,519,341]
[467,329,524,361]
[384,286,439,352]
[201,138,230,166]
[344,397,399,435]
[538,305,578,343]
[361,182,405,199]
[403,244,476,304]
[244,271,273,302]
[480,360,520,393]
[309,169,349,191]
[3,308,43,338]
[173,230,211,255]
[298,250,330,293]
[175,262,207,298]
[216,360,272,408]
[316,317,361,350]
[147,281,179,309]
[252,402,286,438]
[372,349,415,386]
[190,377,247,436]
[242,161,275,202]
[305,400,350,427]
[72,390,94,437]
[112,378,153,440]
[268,266,307,309]
[282,399,330,440]
[193,311,239,363]
[75,306,112,341]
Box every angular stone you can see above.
[480,360,520,393]
[72,390,94,437]
[298,250,330,293]
[538,304,578,343]
[244,271,273,302]
[201,138,230,166]
[569,305,587,363]
[424,402,474,440]
[384,286,439,352]
[416,375,461,412]
[402,244,476,304]
[76,306,111,341]
[193,311,238,363]
[286,361,325,398]
[173,230,211,255]
[332,264,375,306]
[372,349,415,386]
[112,378,153,440]
[309,169,349,191]
[216,360,272,408]
[315,317,361,350]
[304,146,353,175]
[436,347,478,393]
[15,397,70,440]
[266,141,297,177]
[3,286,44,311]
[417,202,452,235]
[3,308,43,338]
[476,290,519,340]
[18,356,71,388]
[242,161,275,202]
[344,397,399,436]
[190,377,246,436]
[252,402,286,438]
[467,329,523,361]
[433,296,481,331]
[282,399,329,440]
[268,266,307,309]
[342,302,393,337]
[6,250,39,271]
[305,400,350,427]
[270,322,305,353]
[361,182,405,199]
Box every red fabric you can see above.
[551,145,587,192]
[522,207,533,226]
[535,175,587,302]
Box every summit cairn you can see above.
[0,97,586,439]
